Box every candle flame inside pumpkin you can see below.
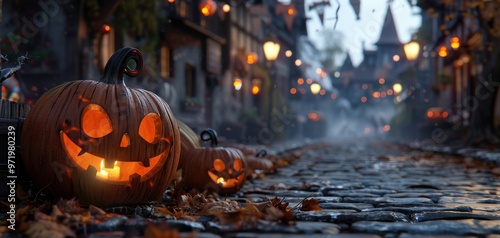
[96,160,120,180]
[216,177,225,185]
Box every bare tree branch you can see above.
[333,0,340,29]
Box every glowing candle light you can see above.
[97,160,120,180]
[217,177,226,185]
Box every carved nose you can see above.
[120,133,130,148]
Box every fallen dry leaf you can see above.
[270,197,289,211]
[300,198,321,211]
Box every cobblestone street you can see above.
[5,139,500,237]
[230,139,500,237]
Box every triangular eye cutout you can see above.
[82,104,113,138]
[139,113,163,143]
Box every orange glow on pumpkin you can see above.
[82,104,113,138]
[96,160,120,180]
[217,177,226,184]
[60,131,166,183]
[139,113,163,144]
[120,133,130,148]
[213,158,226,172]
[207,158,244,188]
[233,158,242,171]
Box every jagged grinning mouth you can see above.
[60,131,164,183]
[207,170,245,188]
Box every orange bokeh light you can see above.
[252,85,260,95]
[200,0,217,16]
[383,125,391,132]
[450,37,460,50]
[246,52,258,65]
[438,46,448,57]
[101,24,111,34]
[308,112,320,121]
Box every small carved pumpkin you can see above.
[182,129,247,194]
[21,47,180,207]
[177,120,201,171]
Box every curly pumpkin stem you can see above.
[256,149,267,157]
[200,128,219,147]
[100,47,143,85]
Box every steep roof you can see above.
[340,53,355,71]
[375,6,401,46]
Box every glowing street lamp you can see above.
[263,40,280,62]
[404,40,420,61]
[263,39,281,126]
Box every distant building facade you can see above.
[335,6,408,108]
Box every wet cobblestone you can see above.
[231,139,500,236]
[10,139,500,237]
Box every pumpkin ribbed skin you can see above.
[21,48,180,207]
[182,129,247,195]
[183,146,247,195]
[177,120,201,170]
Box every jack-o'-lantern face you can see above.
[208,158,245,188]
[60,103,170,184]
[21,47,181,207]
[181,128,248,194]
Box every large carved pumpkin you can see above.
[177,120,201,171]
[21,47,180,207]
[182,129,247,195]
